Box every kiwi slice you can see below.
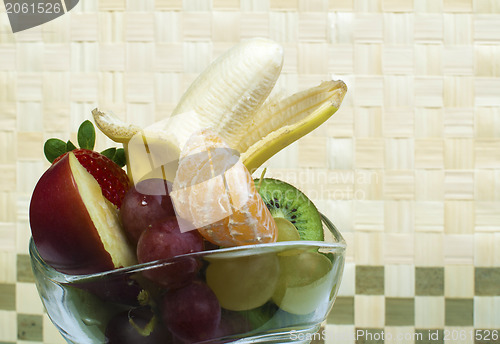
[255,178,324,241]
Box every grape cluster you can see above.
[101,177,333,343]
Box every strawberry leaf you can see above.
[44,139,67,163]
[78,120,96,150]
[66,140,77,151]
[113,148,127,168]
[101,147,117,160]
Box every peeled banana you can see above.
[170,37,284,149]
[92,38,347,181]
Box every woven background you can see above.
[1,0,500,343]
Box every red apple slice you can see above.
[30,152,136,275]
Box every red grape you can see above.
[79,275,143,306]
[161,280,221,343]
[136,216,204,289]
[120,178,176,244]
[105,306,172,343]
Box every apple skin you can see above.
[29,152,135,275]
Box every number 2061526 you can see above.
[5,2,62,14]
[443,329,498,342]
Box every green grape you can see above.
[275,217,301,242]
[272,250,334,315]
[206,253,279,311]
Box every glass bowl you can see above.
[30,214,346,344]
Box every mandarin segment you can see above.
[171,129,277,247]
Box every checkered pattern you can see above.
[1,0,499,343]
[324,265,500,343]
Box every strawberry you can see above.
[45,120,131,208]
[53,149,131,208]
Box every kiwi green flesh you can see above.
[255,178,324,241]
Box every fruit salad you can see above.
[29,38,347,344]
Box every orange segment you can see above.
[171,129,277,247]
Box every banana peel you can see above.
[92,108,141,144]
[92,109,181,182]
[241,80,347,172]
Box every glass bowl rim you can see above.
[29,213,346,285]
